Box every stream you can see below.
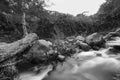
[19,65,53,80]
[18,48,120,80]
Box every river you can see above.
[18,49,120,80]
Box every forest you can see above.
[0,0,120,41]
[1,0,120,80]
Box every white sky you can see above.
[46,0,106,16]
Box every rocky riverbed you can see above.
[16,31,120,80]
[19,49,120,80]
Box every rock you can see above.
[38,39,52,48]
[96,53,102,56]
[26,40,53,63]
[95,49,109,57]
[75,40,91,51]
[75,51,97,60]
[58,55,65,59]
[85,33,97,44]
[58,55,65,62]
[47,49,56,55]
[105,47,120,55]
[28,41,50,56]
[86,33,104,44]
[75,36,85,42]
[86,33,105,50]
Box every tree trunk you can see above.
[0,33,38,64]
[22,12,28,36]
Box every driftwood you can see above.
[0,33,38,64]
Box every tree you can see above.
[0,0,49,39]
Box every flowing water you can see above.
[19,65,53,80]
[19,49,120,80]
[43,57,120,80]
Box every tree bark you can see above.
[22,12,28,36]
[0,33,38,64]
[22,0,28,36]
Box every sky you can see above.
[46,0,106,16]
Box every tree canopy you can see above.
[0,0,120,42]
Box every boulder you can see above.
[75,40,91,51]
[86,33,103,44]
[58,55,65,62]
[27,40,52,59]
[86,33,105,50]
[25,39,53,64]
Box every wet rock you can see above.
[75,40,91,51]
[26,40,52,64]
[74,51,97,62]
[58,55,65,62]
[85,33,98,44]
[86,33,105,50]
[104,47,120,56]
[29,39,52,56]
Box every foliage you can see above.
[0,0,49,42]
[93,0,120,33]
[0,0,120,41]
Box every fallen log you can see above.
[0,33,38,64]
